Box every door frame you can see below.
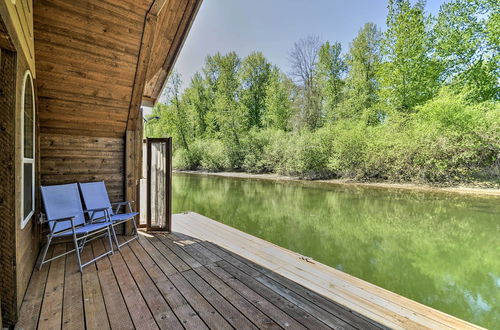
[146,137,172,232]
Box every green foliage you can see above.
[148,0,499,185]
[263,67,293,131]
[316,41,346,121]
[239,52,272,128]
[433,0,499,101]
[379,0,440,111]
[342,23,381,119]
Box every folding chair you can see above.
[39,183,114,272]
[79,181,139,249]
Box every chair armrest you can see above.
[43,215,76,223]
[84,207,111,222]
[83,207,110,213]
[111,201,134,206]
[40,213,75,224]
[112,201,134,213]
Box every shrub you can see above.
[198,139,231,171]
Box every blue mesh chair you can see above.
[39,183,114,272]
[78,181,139,249]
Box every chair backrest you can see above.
[40,183,86,233]
[78,181,113,220]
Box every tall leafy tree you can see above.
[263,66,293,131]
[239,52,272,128]
[316,41,347,121]
[433,0,499,101]
[184,72,210,137]
[160,71,192,150]
[379,0,440,112]
[212,52,245,147]
[289,35,323,130]
[342,23,381,118]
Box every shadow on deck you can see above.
[15,232,382,329]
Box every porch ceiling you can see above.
[34,0,201,138]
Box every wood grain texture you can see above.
[40,133,125,202]
[17,221,393,329]
[174,212,485,330]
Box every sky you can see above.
[172,0,448,92]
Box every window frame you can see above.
[20,70,35,229]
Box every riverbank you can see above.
[174,170,500,197]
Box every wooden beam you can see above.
[125,109,143,234]
[148,0,202,102]
[149,0,169,16]
[126,11,157,131]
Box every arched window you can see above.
[21,71,35,229]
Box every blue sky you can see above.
[173,0,448,89]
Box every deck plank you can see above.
[128,240,208,329]
[20,211,481,330]
[81,241,111,330]
[181,269,258,330]
[118,240,184,330]
[193,266,282,330]
[108,243,159,330]
[92,239,134,330]
[155,233,202,269]
[217,260,332,330]
[174,212,483,330]
[136,234,178,276]
[205,263,307,329]
[204,241,381,329]
[62,244,84,330]
[168,272,233,330]
[15,247,54,330]
[38,244,67,330]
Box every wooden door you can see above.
[146,138,172,231]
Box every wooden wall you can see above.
[34,0,152,200]
[40,135,125,201]
[0,2,40,325]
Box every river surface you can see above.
[172,173,500,328]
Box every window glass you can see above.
[22,72,35,227]
[23,77,33,158]
[23,163,33,220]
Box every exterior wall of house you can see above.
[1,0,35,74]
[0,0,39,325]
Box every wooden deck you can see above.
[16,218,382,330]
[173,212,484,330]
[15,212,482,330]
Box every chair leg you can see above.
[106,226,114,255]
[131,216,138,236]
[73,233,83,273]
[38,234,52,270]
[110,224,120,250]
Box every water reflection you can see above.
[173,173,500,328]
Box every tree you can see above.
[379,0,440,112]
[342,23,381,119]
[289,35,322,130]
[433,0,499,101]
[211,52,245,148]
[316,41,346,121]
[184,72,210,137]
[239,52,272,128]
[263,66,293,131]
[161,71,192,151]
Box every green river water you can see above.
[172,173,500,328]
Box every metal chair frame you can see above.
[79,181,139,250]
[90,201,139,249]
[39,186,115,273]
